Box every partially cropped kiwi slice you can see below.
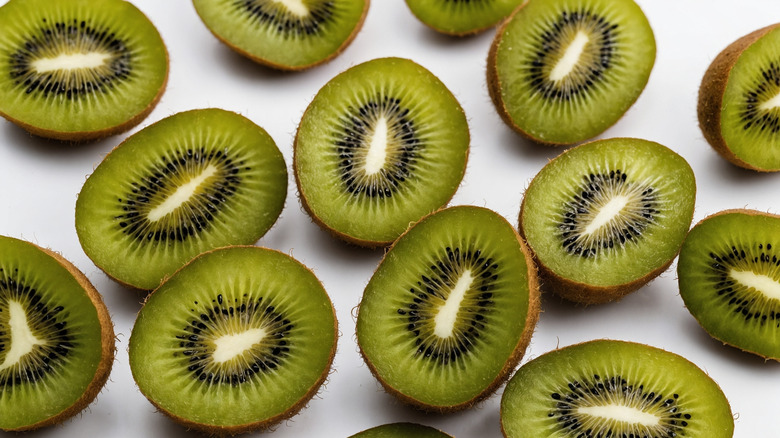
[0,0,168,141]
[192,0,369,71]
[487,0,655,145]
[678,209,780,361]
[356,206,540,411]
[295,57,470,246]
[405,0,524,36]
[520,138,696,304]
[76,108,287,290]
[501,340,734,437]
[0,236,114,431]
[129,246,337,435]
[350,422,454,438]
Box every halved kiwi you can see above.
[350,422,454,438]
[501,340,734,437]
[75,108,287,290]
[128,245,337,435]
[0,235,114,432]
[0,0,168,141]
[404,0,524,36]
[487,0,655,145]
[519,138,696,304]
[356,205,540,412]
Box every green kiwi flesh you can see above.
[356,206,540,411]
[192,0,369,71]
[0,235,114,431]
[294,57,470,246]
[487,0,655,145]
[128,246,337,435]
[678,209,780,361]
[0,0,168,141]
[404,0,524,36]
[519,138,696,304]
[75,108,287,290]
[350,422,454,438]
[500,340,734,437]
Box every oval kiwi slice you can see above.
[75,108,287,290]
[405,0,524,36]
[128,246,337,435]
[356,205,540,412]
[678,209,780,361]
[294,57,470,246]
[501,340,734,437]
[487,0,655,145]
[0,236,114,432]
[0,0,168,141]
[350,422,454,438]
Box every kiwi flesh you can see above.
[356,205,540,412]
[0,0,168,141]
[75,108,288,290]
[487,0,655,145]
[0,235,114,432]
[128,245,337,435]
[350,422,454,438]
[404,0,524,36]
[519,138,696,304]
[698,24,780,171]
[294,57,470,247]
[500,340,734,437]
[192,0,369,71]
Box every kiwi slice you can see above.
[75,108,287,290]
[129,245,337,434]
[487,0,655,145]
[350,422,454,438]
[500,340,734,437]
[519,138,696,304]
[698,24,780,171]
[356,205,540,411]
[192,0,369,71]
[678,209,780,361]
[404,0,524,36]
[0,0,168,141]
[0,236,114,431]
[294,57,470,247]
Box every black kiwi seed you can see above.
[739,62,780,133]
[235,0,335,36]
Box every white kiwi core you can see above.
[0,301,46,371]
[147,164,218,222]
[577,405,660,427]
[363,117,389,176]
[211,327,268,364]
[729,269,780,301]
[583,195,630,236]
[549,31,590,82]
[271,0,309,17]
[433,270,474,338]
[32,52,112,73]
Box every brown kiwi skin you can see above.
[356,206,541,413]
[697,23,780,172]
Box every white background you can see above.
[1,0,779,436]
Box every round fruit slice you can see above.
[75,108,287,290]
[519,137,696,304]
[487,0,655,145]
[405,0,524,36]
[294,57,470,246]
[0,235,114,432]
[501,340,734,438]
[356,206,540,412]
[678,209,780,361]
[129,246,337,435]
[0,0,168,141]
[350,422,453,438]
[192,0,369,71]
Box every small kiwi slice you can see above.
[500,340,734,437]
[128,245,337,435]
[678,209,780,361]
[519,138,696,304]
[294,57,470,247]
[0,0,168,141]
[75,108,287,290]
[350,422,454,438]
[404,0,524,36]
[0,235,114,432]
[192,0,369,71]
[356,205,540,412]
[698,24,780,171]
[487,0,655,145]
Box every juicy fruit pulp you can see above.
[350,422,453,438]
[405,0,524,36]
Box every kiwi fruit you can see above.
[678,209,780,361]
[0,235,114,431]
[698,24,780,171]
[75,108,287,290]
[192,0,369,71]
[500,339,734,437]
[486,0,655,145]
[350,422,454,438]
[356,205,540,412]
[404,0,524,36]
[294,57,470,247]
[519,137,696,304]
[129,245,337,435]
[0,0,168,141]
